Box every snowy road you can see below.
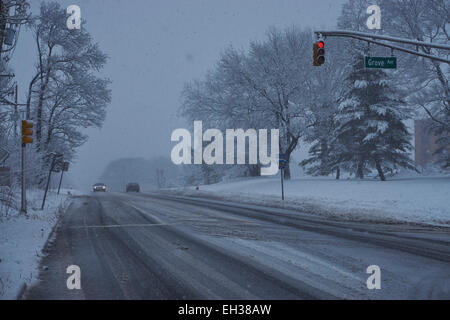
[24,192,450,299]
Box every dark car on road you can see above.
[126,183,140,193]
[93,183,107,192]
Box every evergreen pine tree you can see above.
[334,58,415,181]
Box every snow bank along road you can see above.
[24,192,450,299]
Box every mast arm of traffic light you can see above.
[348,35,450,64]
[314,30,450,64]
[314,30,450,51]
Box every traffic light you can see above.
[313,40,325,66]
[21,120,33,145]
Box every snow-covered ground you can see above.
[0,189,73,300]
[177,173,450,226]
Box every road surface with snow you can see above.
[24,191,450,300]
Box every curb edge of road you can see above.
[16,198,73,300]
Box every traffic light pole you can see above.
[20,120,33,214]
[20,142,26,214]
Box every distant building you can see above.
[414,119,441,168]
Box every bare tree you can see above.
[182,27,320,180]
[18,1,111,184]
[25,2,110,152]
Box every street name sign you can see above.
[365,56,397,69]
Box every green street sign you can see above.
[365,56,397,69]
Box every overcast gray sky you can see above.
[12,0,346,190]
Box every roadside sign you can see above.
[63,162,69,172]
[365,56,397,69]
[279,154,287,169]
[52,155,65,172]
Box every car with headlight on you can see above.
[126,182,140,193]
[93,183,107,192]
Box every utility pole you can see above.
[14,83,18,136]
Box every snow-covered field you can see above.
[177,174,450,226]
[0,189,73,300]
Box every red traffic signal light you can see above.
[313,41,325,66]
